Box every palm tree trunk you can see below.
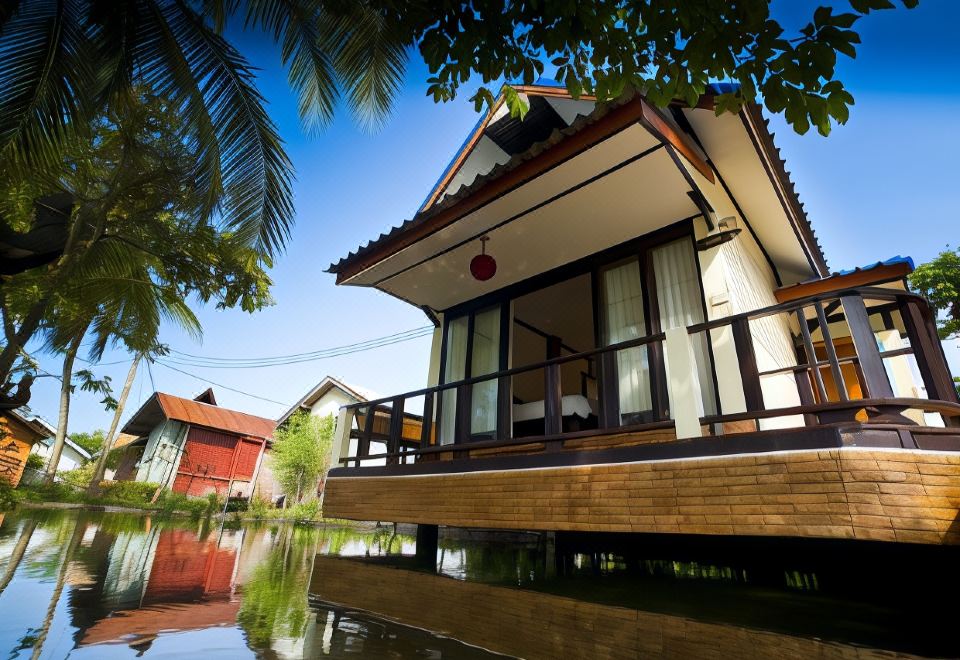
[87,355,140,494]
[0,519,37,596]
[44,331,86,484]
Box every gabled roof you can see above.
[277,376,375,425]
[327,84,827,289]
[3,408,53,443]
[121,390,275,439]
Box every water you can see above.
[0,510,957,658]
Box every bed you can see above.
[512,394,598,437]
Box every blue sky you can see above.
[23,0,960,432]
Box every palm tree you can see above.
[0,1,409,255]
[0,2,407,403]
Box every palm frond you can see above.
[0,0,96,170]
[327,3,408,131]
[244,0,339,133]
[162,0,294,255]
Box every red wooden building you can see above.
[118,389,275,499]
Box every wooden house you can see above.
[0,408,52,487]
[323,84,960,546]
[117,388,275,499]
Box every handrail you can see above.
[336,285,957,469]
[344,331,665,411]
[344,284,920,413]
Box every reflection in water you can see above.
[0,511,957,658]
[0,512,468,658]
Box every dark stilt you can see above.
[415,524,439,567]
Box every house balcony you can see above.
[325,286,960,544]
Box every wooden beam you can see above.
[639,99,714,183]
[775,263,912,303]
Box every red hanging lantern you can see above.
[470,236,497,281]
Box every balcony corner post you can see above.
[665,327,704,439]
[334,406,354,468]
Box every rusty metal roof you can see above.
[121,391,276,439]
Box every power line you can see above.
[153,361,292,407]
[168,325,434,366]
[165,326,435,369]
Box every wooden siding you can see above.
[311,556,919,659]
[172,427,264,497]
[0,413,44,487]
[324,447,960,545]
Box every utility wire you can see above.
[168,325,434,366]
[165,326,434,369]
[153,361,292,407]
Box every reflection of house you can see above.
[323,84,960,545]
[81,526,242,648]
[117,388,275,498]
[0,408,51,486]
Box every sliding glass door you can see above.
[599,235,716,425]
[439,304,506,444]
[600,259,653,422]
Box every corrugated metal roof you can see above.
[834,255,914,277]
[122,391,275,439]
[326,85,827,280]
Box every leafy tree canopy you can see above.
[67,430,106,456]
[270,411,334,503]
[0,91,273,407]
[910,248,960,339]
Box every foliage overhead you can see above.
[910,249,960,340]
[270,411,334,503]
[0,92,274,407]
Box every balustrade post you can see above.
[496,375,512,441]
[841,295,893,398]
[387,396,404,465]
[334,406,354,467]
[420,392,434,449]
[598,350,620,428]
[900,297,960,404]
[731,317,765,412]
[544,363,562,442]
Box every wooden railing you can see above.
[333,287,960,468]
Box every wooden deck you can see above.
[324,444,960,545]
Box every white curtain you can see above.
[652,238,717,416]
[470,306,501,435]
[601,259,651,416]
[440,316,468,445]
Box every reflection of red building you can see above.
[80,527,243,648]
[144,528,238,602]
[119,388,275,498]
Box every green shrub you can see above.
[59,463,96,490]
[18,480,83,504]
[247,496,270,519]
[97,480,162,507]
[25,453,45,471]
[0,480,22,509]
[156,490,215,519]
[286,499,321,522]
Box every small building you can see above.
[118,388,275,499]
[0,409,52,487]
[30,425,92,472]
[258,375,420,503]
[322,83,960,546]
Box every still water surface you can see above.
[0,510,956,658]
